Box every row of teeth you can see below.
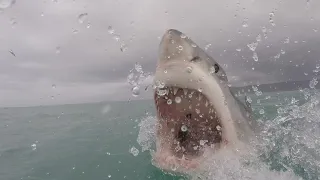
[156,87,210,106]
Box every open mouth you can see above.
[154,86,223,159]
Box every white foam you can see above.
[136,91,320,179]
[190,148,300,180]
[136,115,301,179]
[137,116,157,152]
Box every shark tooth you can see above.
[173,87,179,95]
[205,100,209,107]
[183,88,188,95]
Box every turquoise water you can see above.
[0,89,319,180]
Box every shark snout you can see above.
[158,29,195,62]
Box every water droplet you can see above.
[186,66,193,73]
[40,12,44,17]
[199,140,208,146]
[134,63,142,73]
[309,78,318,89]
[191,43,197,48]
[0,0,15,9]
[51,96,54,100]
[129,146,139,156]
[55,47,60,54]
[246,97,253,106]
[108,175,112,178]
[72,29,79,34]
[176,45,183,51]
[181,125,188,132]
[274,53,280,59]
[31,143,37,150]
[209,66,216,75]
[180,33,187,39]
[175,97,181,103]
[198,88,203,92]
[204,44,211,51]
[157,88,167,96]
[261,26,268,39]
[259,109,265,114]
[216,125,221,131]
[10,18,16,28]
[52,84,56,89]
[78,13,88,24]
[113,34,121,41]
[256,34,261,42]
[108,26,115,34]
[247,42,258,51]
[284,37,290,44]
[86,23,91,28]
[120,43,128,52]
[236,48,242,52]
[252,52,258,61]
[167,99,172,105]
[9,49,15,56]
[269,11,276,26]
[131,86,140,97]
[72,167,75,170]
[242,18,249,27]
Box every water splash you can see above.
[137,116,157,152]
[127,63,152,97]
[129,146,139,156]
[107,26,128,52]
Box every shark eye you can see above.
[214,64,219,73]
[190,56,201,62]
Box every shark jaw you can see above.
[151,29,243,172]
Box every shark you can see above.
[152,29,257,173]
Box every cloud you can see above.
[0,0,319,107]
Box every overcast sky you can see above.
[0,0,320,107]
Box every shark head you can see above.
[152,29,255,172]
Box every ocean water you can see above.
[1,89,320,180]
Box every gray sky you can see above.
[0,0,320,107]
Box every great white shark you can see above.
[152,29,257,173]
